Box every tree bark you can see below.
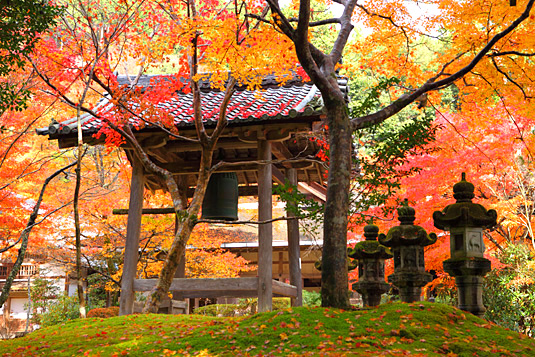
[142,149,213,313]
[321,99,352,309]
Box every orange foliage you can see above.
[354,97,535,289]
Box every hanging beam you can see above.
[119,155,145,316]
[113,207,177,215]
[257,139,273,312]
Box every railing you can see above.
[0,264,38,279]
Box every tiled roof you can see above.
[37,74,348,137]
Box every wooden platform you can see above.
[133,277,298,299]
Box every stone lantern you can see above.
[433,173,497,317]
[349,224,393,307]
[379,199,437,302]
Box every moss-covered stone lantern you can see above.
[379,199,437,303]
[348,224,393,307]
[433,173,497,318]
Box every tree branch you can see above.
[352,0,535,130]
[0,162,77,309]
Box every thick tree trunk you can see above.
[321,99,352,309]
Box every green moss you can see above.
[350,241,392,260]
[194,304,238,317]
[0,302,533,356]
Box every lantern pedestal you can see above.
[352,280,389,307]
[388,271,433,303]
[443,257,491,318]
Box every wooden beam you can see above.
[165,137,257,153]
[257,139,273,312]
[278,251,284,277]
[287,168,303,306]
[237,259,319,265]
[113,208,176,215]
[298,182,326,202]
[119,155,145,316]
[272,280,298,298]
[132,277,298,298]
[272,166,286,185]
[155,160,313,175]
[134,277,258,292]
[238,128,293,143]
[271,142,294,168]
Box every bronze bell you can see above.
[201,173,239,221]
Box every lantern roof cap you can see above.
[379,200,437,247]
[349,224,393,259]
[433,173,497,230]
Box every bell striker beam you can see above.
[258,139,273,312]
[119,155,145,315]
[287,168,302,306]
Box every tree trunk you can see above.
[321,99,352,309]
[0,162,76,309]
[142,151,212,313]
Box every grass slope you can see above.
[0,302,533,356]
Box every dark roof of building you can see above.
[37,74,348,138]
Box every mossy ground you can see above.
[0,302,533,356]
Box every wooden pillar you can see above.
[257,139,273,312]
[172,176,187,303]
[172,213,187,302]
[287,168,303,306]
[119,156,144,316]
[3,297,11,323]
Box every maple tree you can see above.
[27,0,302,314]
[17,0,535,314]
[0,162,76,309]
[352,91,535,296]
[256,0,535,308]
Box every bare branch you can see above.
[289,17,341,26]
[488,50,535,57]
[491,57,532,99]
